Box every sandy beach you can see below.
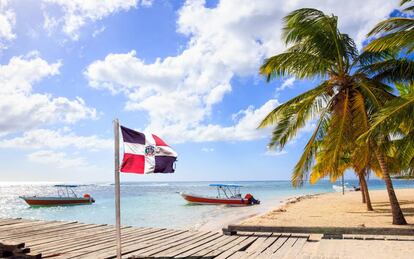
[242,188,414,229]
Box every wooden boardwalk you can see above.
[0,218,311,258]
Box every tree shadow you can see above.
[343,199,414,225]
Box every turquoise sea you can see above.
[1,179,414,230]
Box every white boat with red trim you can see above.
[20,185,95,207]
[180,184,260,206]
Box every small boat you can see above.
[20,185,95,207]
[180,184,260,206]
[332,184,360,192]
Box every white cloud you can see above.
[264,150,287,157]
[153,99,280,143]
[27,150,88,169]
[85,0,398,143]
[0,53,96,135]
[276,77,295,93]
[42,0,152,40]
[92,26,105,38]
[0,128,111,151]
[0,0,16,49]
[43,12,59,36]
[201,147,214,152]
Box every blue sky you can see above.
[0,0,400,183]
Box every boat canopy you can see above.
[209,184,243,188]
[209,184,243,198]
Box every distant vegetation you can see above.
[259,0,414,225]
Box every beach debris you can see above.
[0,241,41,258]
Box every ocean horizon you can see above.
[2,179,414,230]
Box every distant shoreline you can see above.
[392,176,414,180]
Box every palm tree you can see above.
[364,0,414,84]
[365,0,414,54]
[360,0,414,224]
[361,83,414,174]
[259,8,407,224]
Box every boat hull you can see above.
[181,193,250,206]
[20,196,94,206]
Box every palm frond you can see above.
[362,58,414,83]
[365,30,414,53]
[260,52,333,80]
[258,81,330,128]
[316,89,352,173]
[281,8,357,74]
[367,18,414,36]
[350,90,371,172]
[361,90,414,141]
[354,50,396,67]
[356,76,395,108]
[292,110,330,187]
[401,0,413,7]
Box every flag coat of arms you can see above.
[120,126,177,174]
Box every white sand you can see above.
[242,188,414,228]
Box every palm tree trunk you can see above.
[358,171,373,211]
[375,150,407,225]
[359,175,366,203]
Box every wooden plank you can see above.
[174,233,237,258]
[17,224,110,244]
[186,235,239,258]
[2,222,91,238]
[0,241,25,250]
[34,226,145,253]
[227,224,414,236]
[0,218,323,259]
[2,224,107,246]
[224,233,277,259]
[0,222,83,239]
[134,231,214,258]
[88,230,196,258]
[33,227,132,253]
[0,221,77,238]
[0,218,27,227]
[90,230,197,259]
[62,228,183,258]
[203,234,253,258]
[49,227,172,258]
[244,233,276,253]
[268,236,297,258]
[259,234,291,257]
[27,226,142,247]
[0,241,41,259]
[240,233,283,259]
[146,231,221,258]
[30,226,134,251]
[282,238,307,258]
[0,218,57,229]
[214,235,259,259]
[308,234,323,242]
[0,220,53,232]
[122,230,205,258]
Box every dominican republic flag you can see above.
[120,126,177,174]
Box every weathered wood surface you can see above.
[224,224,414,236]
[0,240,41,259]
[0,218,314,258]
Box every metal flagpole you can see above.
[114,118,122,259]
[342,174,345,195]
